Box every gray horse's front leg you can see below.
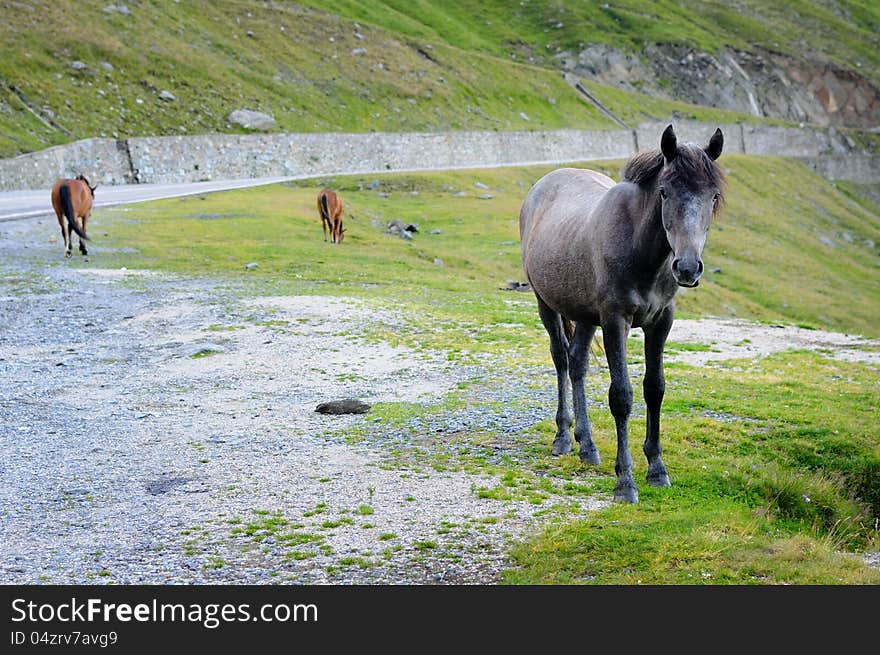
[568,322,600,465]
[643,307,674,487]
[537,298,573,456]
[601,314,637,503]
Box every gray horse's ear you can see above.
[661,124,677,162]
[705,128,723,160]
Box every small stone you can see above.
[244,262,259,270]
[473,182,489,189]
[159,90,176,102]
[315,399,371,415]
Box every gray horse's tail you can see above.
[562,317,575,344]
[563,317,605,364]
[59,183,88,241]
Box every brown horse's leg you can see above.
[79,213,89,255]
[537,297,573,456]
[61,215,72,258]
[334,203,344,243]
[568,322,600,464]
[642,306,673,487]
[601,313,638,503]
[54,207,69,257]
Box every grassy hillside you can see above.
[5,0,876,158]
[66,154,880,583]
[301,0,880,81]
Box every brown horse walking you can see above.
[520,125,725,503]
[51,175,96,258]
[317,188,345,244]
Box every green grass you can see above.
[504,351,879,584]
[77,156,880,584]
[95,156,880,340]
[4,1,877,157]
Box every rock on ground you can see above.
[228,109,276,131]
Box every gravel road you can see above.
[2,215,876,584]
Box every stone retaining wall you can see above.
[0,123,875,191]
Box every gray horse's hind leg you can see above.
[643,307,674,487]
[601,314,638,503]
[568,322,600,464]
[536,297,573,456]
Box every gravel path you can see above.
[2,216,877,584]
[0,218,608,585]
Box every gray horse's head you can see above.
[620,126,726,287]
[657,125,725,287]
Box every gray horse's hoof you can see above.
[613,480,639,504]
[647,461,671,487]
[647,472,671,487]
[551,434,573,456]
[578,443,601,465]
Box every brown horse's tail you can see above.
[319,192,330,220]
[58,183,88,241]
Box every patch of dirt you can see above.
[660,318,880,366]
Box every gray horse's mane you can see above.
[621,145,726,205]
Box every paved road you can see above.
[0,177,296,221]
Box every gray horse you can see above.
[520,124,725,503]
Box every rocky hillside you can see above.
[0,1,877,158]
[561,42,878,129]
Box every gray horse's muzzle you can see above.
[671,257,703,287]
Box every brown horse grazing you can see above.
[520,125,725,503]
[317,188,345,244]
[51,175,96,258]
